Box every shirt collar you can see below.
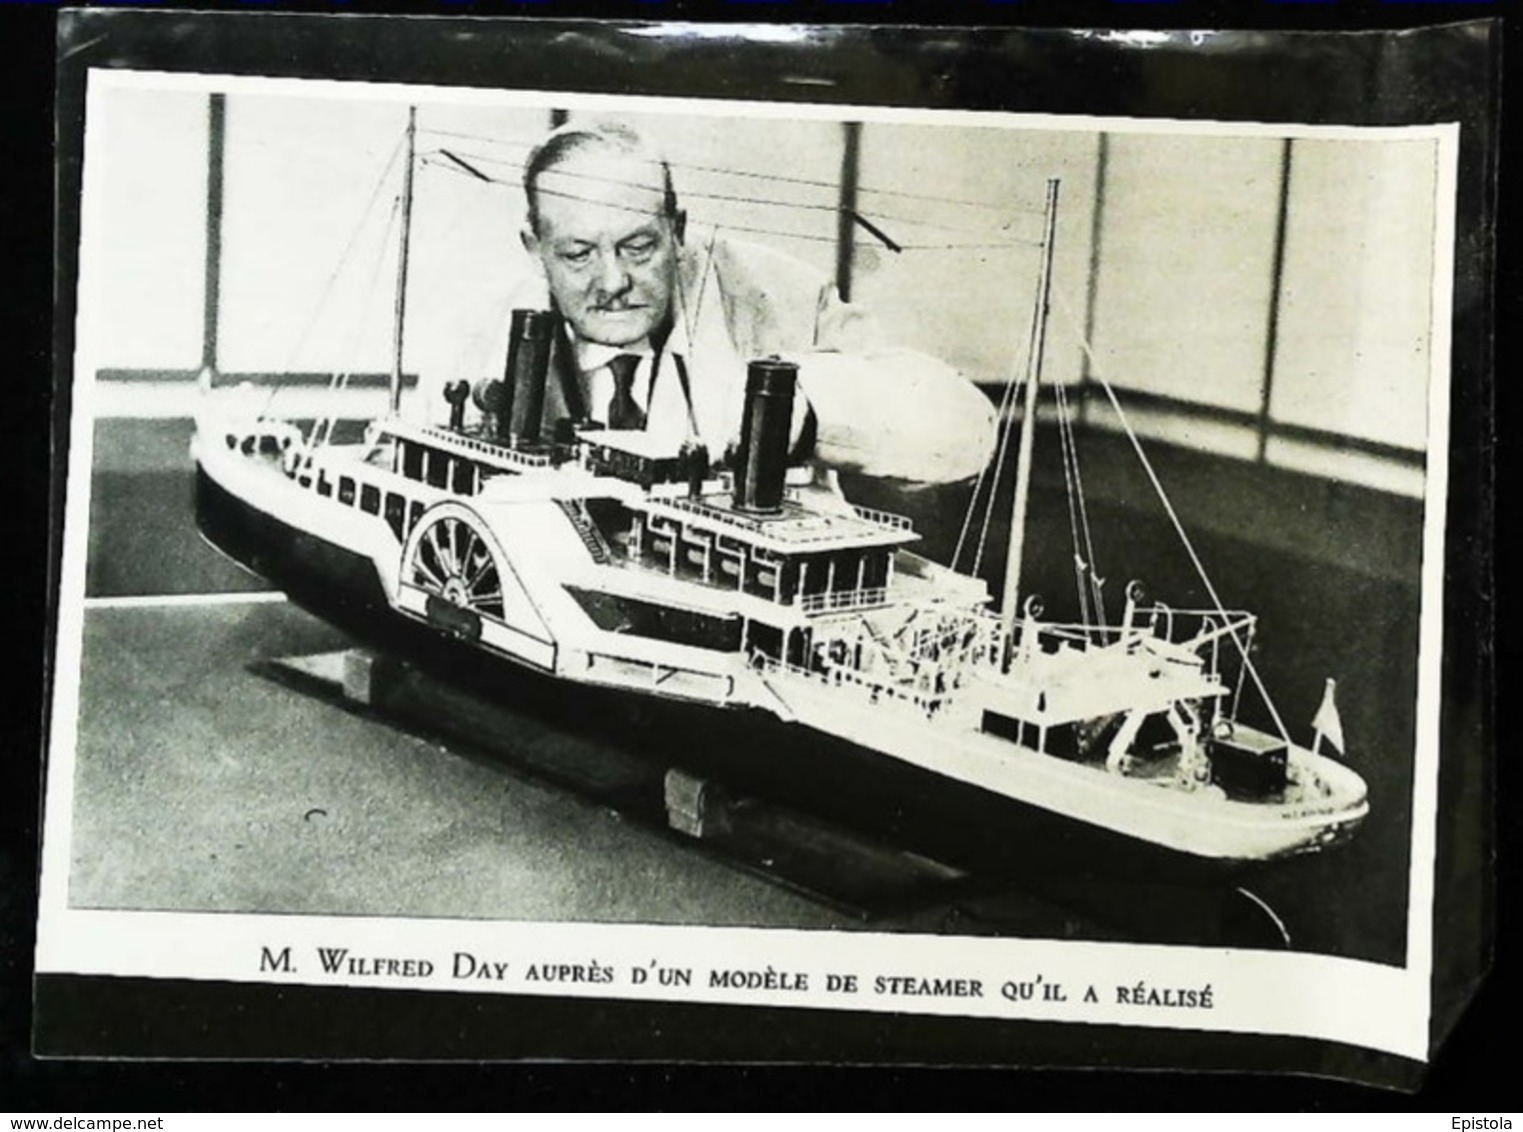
[570,318,691,375]
[575,338,648,375]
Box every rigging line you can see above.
[334,197,402,406]
[420,151,1042,248]
[691,228,1036,251]
[952,331,1028,572]
[689,224,721,348]
[1057,378,1106,633]
[686,220,830,247]
[1053,381,1092,629]
[972,355,1030,580]
[415,127,537,148]
[260,135,406,422]
[422,159,847,247]
[895,241,1044,251]
[981,346,1032,572]
[1050,288,1293,746]
[1063,387,1100,632]
[671,222,720,379]
[1069,381,1107,632]
[310,193,402,453]
[424,150,852,217]
[417,126,1053,218]
[953,338,1025,573]
[853,214,1040,246]
[950,447,992,573]
[1231,623,1252,722]
[950,425,993,571]
[833,213,1040,245]
[1062,384,1100,630]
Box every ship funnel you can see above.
[499,308,557,445]
[733,357,797,514]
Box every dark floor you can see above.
[66,414,1426,963]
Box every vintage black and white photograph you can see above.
[38,16,1472,1071]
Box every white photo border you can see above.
[39,64,1460,1065]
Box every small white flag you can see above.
[1312,677,1345,755]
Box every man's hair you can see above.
[523,121,680,235]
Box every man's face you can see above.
[523,148,681,348]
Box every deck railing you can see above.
[751,650,947,717]
[653,496,914,545]
[397,421,554,469]
[797,587,890,614]
[850,504,914,531]
[657,496,771,536]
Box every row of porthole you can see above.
[308,467,424,542]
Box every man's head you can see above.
[521,122,686,348]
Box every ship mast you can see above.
[389,106,417,418]
[1000,177,1061,635]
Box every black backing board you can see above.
[9,0,1502,1108]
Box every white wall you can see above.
[85,81,1446,495]
[1090,134,1285,415]
[1272,137,1437,451]
[854,122,1099,388]
[218,96,551,382]
[621,110,845,281]
[89,86,208,372]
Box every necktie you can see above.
[606,354,646,430]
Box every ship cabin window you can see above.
[862,551,889,591]
[742,554,782,602]
[338,476,356,506]
[409,500,424,533]
[745,621,784,665]
[401,441,424,481]
[425,449,450,489]
[451,458,477,495]
[316,470,333,498]
[981,710,1038,749]
[798,555,828,597]
[831,550,863,594]
[384,492,406,539]
[1044,723,1082,761]
[787,550,891,607]
[775,559,799,604]
[786,626,812,668]
[360,483,380,515]
[743,622,812,668]
[565,587,742,651]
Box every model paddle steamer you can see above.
[193,113,1369,866]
